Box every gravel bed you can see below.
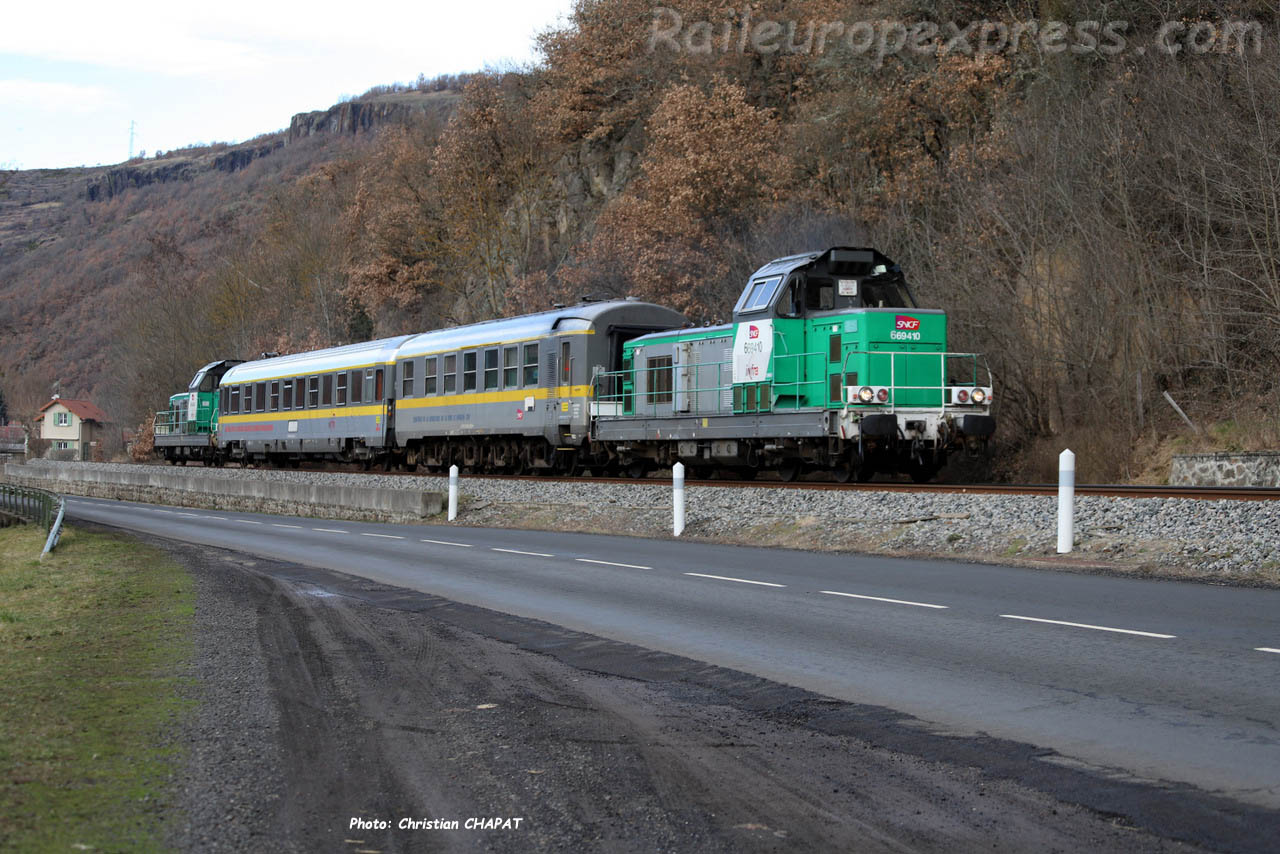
[27,459,1280,583]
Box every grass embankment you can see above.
[0,524,193,852]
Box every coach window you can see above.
[401,359,415,397]
[561,341,572,385]
[282,379,293,410]
[269,381,280,412]
[336,372,347,406]
[484,349,499,391]
[307,376,319,408]
[255,383,266,412]
[349,370,362,404]
[294,378,305,410]
[522,343,538,386]
[321,375,332,406]
[241,385,250,413]
[375,368,384,401]
[502,347,518,388]
[443,354,457,393]
[363,370,374,401]
[647,356,673,404]
[425,357,438,395]
[229,386,239,414]
[463,352,477,392]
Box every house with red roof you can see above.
[35,396,112,460]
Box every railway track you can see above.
[204,461,1280,501]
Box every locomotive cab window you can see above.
[734,275,783,314]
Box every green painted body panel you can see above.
[617,308,953,416]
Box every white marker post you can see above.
[1057,449,1075,554]
[673,462,685,537]
[448,464,459,522]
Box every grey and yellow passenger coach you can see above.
[216,336,414,467]
[215,299,685,472]
[390,299,685,474]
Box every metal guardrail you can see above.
[0,482,66,555]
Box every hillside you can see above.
[4,1,1280,481]
[0,90,459,422]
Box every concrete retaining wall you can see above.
[1,462,442,523]
[1169,452,1280,487]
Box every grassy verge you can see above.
[0,524,194,852]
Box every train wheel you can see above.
[626,460,647,479]
[777,460,802,483]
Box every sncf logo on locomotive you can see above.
[748,324,760,339]
[895,315,921,331]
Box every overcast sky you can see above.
[0,0,575,170]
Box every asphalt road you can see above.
[66,496,1280,813]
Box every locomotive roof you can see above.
[221,335,416,384]
[395,299,685,358]
[748,246,899,281]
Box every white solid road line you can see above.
[361,532,405,539]
[1256,647,1280,655]
[313,527,348,534]
[684,572,786,588]
[421,539,473,548]
[576,558,652,570]
[1000,614,1176,639]
[821,590,949,609]
[492,547,554,557]
[272,523,303,529]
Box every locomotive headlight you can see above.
[876,387,889,403]
[971,388,986,405]
[858,386,875,403]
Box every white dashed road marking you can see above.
[1256,647,1280,655]
[272,523,303,529]
[236,519,262,525]
[684,572,785,588]
[1000,614,1176,639]
[421,539,473,548]
[575,558,651,570]
[821,590,949,609]
[313,528,348,534]
[361,533,404,540]
[492,548,554,557]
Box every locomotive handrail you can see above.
[838,349,994,416]
[592,347,992,420]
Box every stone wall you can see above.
[1169,452,1280,487]
[1,463,442,524]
